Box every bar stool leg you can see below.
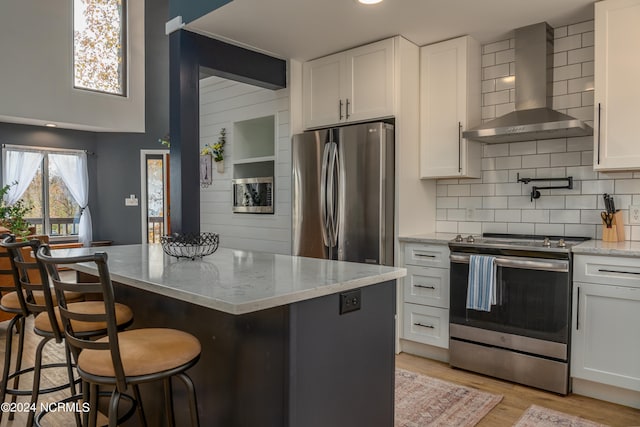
[27,336,52,427]
[8,316,26,420]
[0,314,23,423]
[132,384,147,427]
[176,372,200,427]
[88,383,99,427]
[163,377,175,426]
[108,389,122,427]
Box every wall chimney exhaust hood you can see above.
[463,22,593,144]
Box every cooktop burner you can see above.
[449,233,591,255]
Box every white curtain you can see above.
[2,149,44,204]
[50,152,93,247]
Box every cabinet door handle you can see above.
[414,322,434,329]
[346,99,350,119]
[597,103,601,165]
[597,268,640,275]
[414,253,436,258]
[414,284,436,290]
[339,99,343,120]
[576,286,580,331]
[458,122,462,173]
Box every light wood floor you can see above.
[397,352,640,426]
[1,319,639,426]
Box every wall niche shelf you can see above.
[231,115,276,213]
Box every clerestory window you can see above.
[73,0,127,96]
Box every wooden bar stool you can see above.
[2,238,135,426]
[36,246,201,427]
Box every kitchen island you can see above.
[51,244,406,427]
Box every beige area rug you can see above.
[514,405,610,427]
[395,368,503,427]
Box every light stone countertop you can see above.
[50,244,406,315]
[398,233,458,244]
[571,240,640,257]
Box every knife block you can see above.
[602,211,625,242]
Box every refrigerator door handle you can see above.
[330,141,340,248]
[327,141,339,247]
[320,142,331,247]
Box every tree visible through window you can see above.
[74,0,126,95]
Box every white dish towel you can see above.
[466,255,497,312]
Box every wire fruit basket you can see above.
[160,232,219,260]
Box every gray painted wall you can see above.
[0,0,170,244]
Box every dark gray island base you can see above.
[80,273,396,427]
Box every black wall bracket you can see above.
[517,173,574,201]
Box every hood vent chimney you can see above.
[463,22,593,143]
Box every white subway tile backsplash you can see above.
[582,61,594,77]
[535,223,565,236]
[615,179,640,194]
[448,184,471,197]
[535,196,565,209]
[495,49,515,64]
[522,209,550,223]
[483,197,508,209]
[537,139,567,154]
[522,154,551,168]
[482,170,509,183]
[581,180,615,195]
[496,156,522,170]
[434,20,640,240]
[582,31,594,47]
[554,64,582,81]
[509,142,537,156]
[484,63,510,80]
[568,46,594,64]
[484,90,510,105]
[554,34,582,52]
[483,40,510,54]
[508,223,535,234]
[550,152,582,167]
[550,210,581,223]
[565,195,597,209]
[568,21,594,35]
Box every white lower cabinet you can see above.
[572,255,640,393]
[400,242,450,349]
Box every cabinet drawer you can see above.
[402,303,449,348]
[403,265,449,308]
[574,255,640,288]
[403,243,450,268]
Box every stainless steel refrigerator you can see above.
[292,121,394,266]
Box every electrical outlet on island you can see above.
[630,205,640,225]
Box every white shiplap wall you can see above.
[435,20,640,240]
[199,76,292,254]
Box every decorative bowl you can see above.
[160,232,219,260]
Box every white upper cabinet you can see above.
[594,0,640,170]
[419,36,481,179]
[303,38,395,129]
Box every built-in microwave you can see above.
[232,177,274,213]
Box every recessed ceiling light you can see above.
[45,123,57,128]
[358,0,383,4]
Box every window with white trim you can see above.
[73,0,127,95]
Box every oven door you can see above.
[450,253,571,346]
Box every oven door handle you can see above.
[450,253,569,272]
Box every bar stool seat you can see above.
[1,289,83,309]
[34,301,134,334]
[78,328,201,378]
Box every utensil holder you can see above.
[602,211,625,242]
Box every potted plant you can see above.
[0,183,34,238]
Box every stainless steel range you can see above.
[448,233,590,394]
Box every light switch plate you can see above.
[630,205,640,225]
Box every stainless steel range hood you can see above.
[463,22,593,144]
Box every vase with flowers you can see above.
[201,128,226,173]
